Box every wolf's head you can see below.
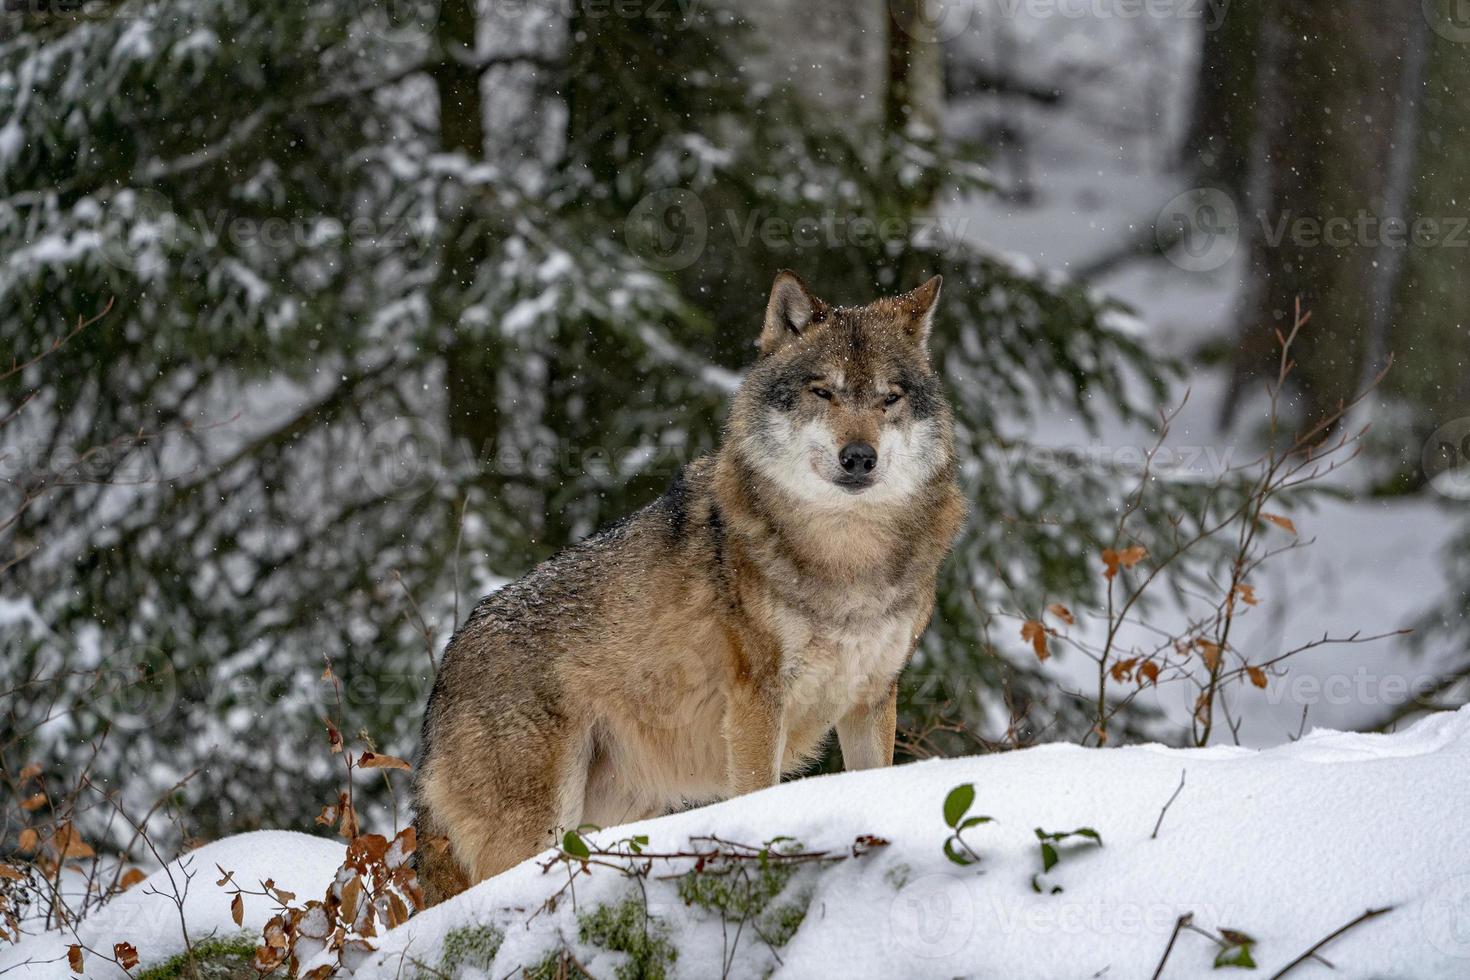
[727,271,955,510]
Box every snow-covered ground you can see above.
[8,708,1470,978]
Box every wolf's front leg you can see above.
[835,680,898,771]
[724,676,786,796]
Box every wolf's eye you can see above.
[883,392,903,407]
[811,387,833,401]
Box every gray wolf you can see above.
[414,271,965,904]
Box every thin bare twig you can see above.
[1150,770,1186,840]
[1151,912,1193,980]
[1268,907,1394,979]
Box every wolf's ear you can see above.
[760,270,826,355]
[894,275,942,350]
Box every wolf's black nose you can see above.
[839,442,878,474]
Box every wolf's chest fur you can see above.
[776,601,918,723]
[770,570,917,717]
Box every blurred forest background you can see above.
[2,0,1468,846]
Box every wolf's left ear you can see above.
[760,270,827,356]
[895,275,943,349]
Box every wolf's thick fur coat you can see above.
[413,272,965,904]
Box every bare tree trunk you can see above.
[433,0,501,456]
[886,0,943,137]
[1219,0,1415,429]
[1181,5,1263,194]
[1359,10,1429,398]
[1388,18,1470,431]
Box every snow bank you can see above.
[364,707,1470,978]
[6,710,1469,977]
[0,831,343,978]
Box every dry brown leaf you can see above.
[231,893,245,927]
[388,892,409,930]
[119,868,146,891]
[1047,602,1075,625]
[67,944,83,974]
[263,915,288,949]
[1260,512,1297,535]
[1195,640,1223,672]
[1020,620,1051,661]
[357,752,412,772]
[54,824,95,860]
[18,763,41,782]
[1233,583,1259,607]
[340,876,363,926]
[1138,661,1161,686]
[113,943,139,971]
[1247,666,1268,689]
[20,793,46,812]
[1109,657,1137,682]
[0,865,23,882]
[1101,545,1148,581]
[17,829,39,853]
[339,799,360,841]
[325,720,344,754]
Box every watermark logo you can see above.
[99,188,181,279]
[889,872,975,958]
[1423,0,1470,43]
[351,0,441,44]
[1423,418,1470,500]
[1423,874,1470,958]
[889,0,977,43]
[358,417,443,501]
[1157,187,1239,273]
[94,646,179,732]
[626,189,709,272]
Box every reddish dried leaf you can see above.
[113,943,139,970]
[1109,657,1137,682]
[1138,661,1161,686]
[231,893,245,927]
[17,829,39,853]
[1101,545,1148,581]
[119,868,146,891]
[1047,603,1075,625]
[263,915,288,949]
[1247,666,1268,689]
[18,763,41,781]
[54,824,95,860]
[1233,583,1259,607]
[1020,620,1051,661]
[338,800,361,841]
[325,720,344,754]
[314,803,339,827]
[1195,640,1223,672]
[20,793,46,812]
[340,875,363,926]
[347,834,389,869]
[1260,512,1297,535]
[67,944,83,974]
[357,752,412,772]
[0,864,23,882]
